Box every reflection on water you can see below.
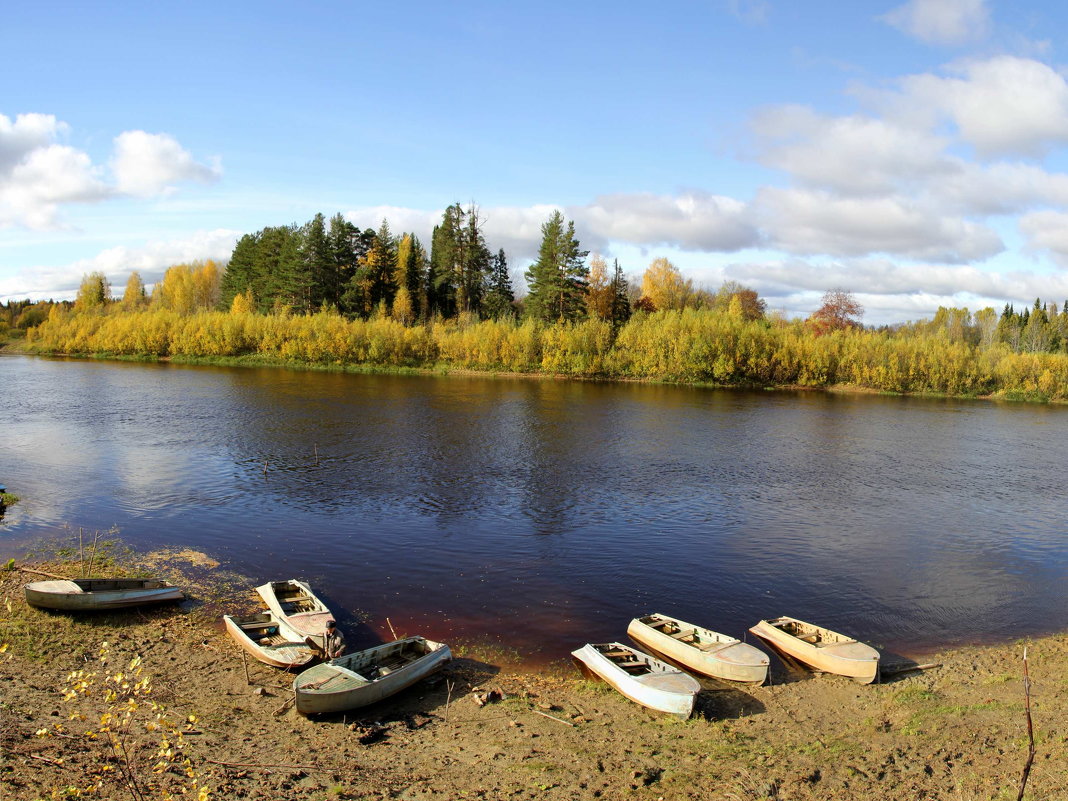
[2,354,1068,661]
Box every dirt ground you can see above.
[0,549,1061,801]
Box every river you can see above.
[2,354,1066,661]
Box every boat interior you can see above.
[236,613,302,647]
[273,584,322,613]
[76,579,170,591]
[640,616,726,649]
[597,645,657,676]
[341,638,434,680]
[772,618,844,645]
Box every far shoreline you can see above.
[5,341,1057,406]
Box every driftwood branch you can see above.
[19,567,70,580]
[532,709,574,727]
[30,754,72,769]
[204,757,340,772]
[1016,646,1036,801]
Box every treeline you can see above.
[219,205,520,321]
[22,306,1068,401]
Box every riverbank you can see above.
[1,550,1059,800]
[2,337,1044,408]
[15,306,1068,402]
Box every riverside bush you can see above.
[23,306,1068,400]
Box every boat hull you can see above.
[24,579,184,611]
[749,617,880,684]
[223,612,316,669]
[627,614,768,684]
[293,636,452,715]
[571,642,699,718]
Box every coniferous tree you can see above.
[482,248,515,319]
[220,232,262,310]
[609,259,632,329]
[302,212,331,309]
[458,206,491,315]
[429,204,464,318]
[327,214,359,310]
[524,210,589,322]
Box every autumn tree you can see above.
[585,254,614,320]
[524,210,589,322]
[74,271,111,311]
[153,261,221,314]
[808,289,863,335]
[120,272,146,310]
[713,280,766,321]
[640,257,695,312]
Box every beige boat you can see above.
[627,613,769,684]
[24,578,184,611]
[223,610,317,669]
[571,642,700,718]
[749,616,880,684]
[255,579,333,649]
[293,636,452,715]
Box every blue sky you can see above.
[5,0,1068,323]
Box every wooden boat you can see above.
[749,616,880,684]
[571,642,700,718]
[223,610,317,669]
[24,578,184,611]
[255,579,333,648]
[627,613,769,684]
[293,636,452,715]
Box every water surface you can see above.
[2,354,1065,661]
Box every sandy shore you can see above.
[0,550,1060,800]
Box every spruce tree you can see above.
[302,212,331,309]
[429,204,464,318]
[609,259,632,329]
[482,248,515,319]
[524,210,589,322]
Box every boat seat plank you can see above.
[671,629,697,640]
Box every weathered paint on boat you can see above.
[255,579,333,649]
[24,578,184,611]
[571,642,700,718]
[223,610,316,669]
[749,616,880,684]
[293,636,452,715]
[627,613,769,684]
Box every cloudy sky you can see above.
[5,0,1068,323]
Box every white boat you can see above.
[223,610,317,669]
[293,636,452,715]
[571,642,700,718]
[627,613,769,684]
[749,616,880,684]
[24,578,184,611]
[255,579,333,649]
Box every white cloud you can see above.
[754,187,1003,262]
[751,106,952,195]
[572,192,760,253]
[0,113,220,230]
[1019,210,1068,266]
[891,56,1068,158]
[345,195,759,266]
[881,0,990,46]
[111,131,220,197]
[0,228,240,302]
